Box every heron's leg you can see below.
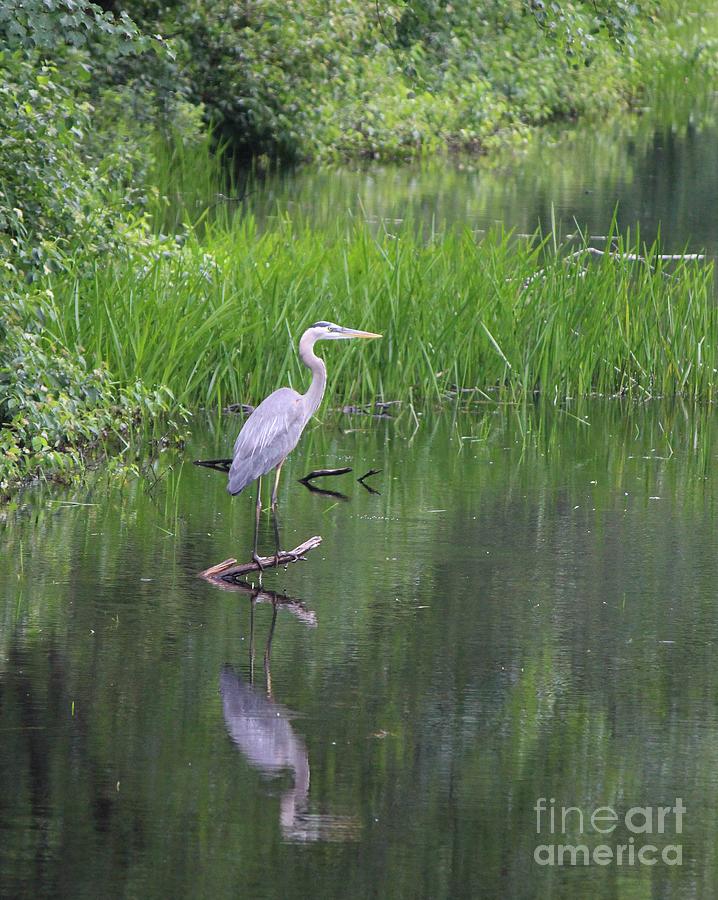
[252,476,266,570]
[270,461,284,510]
[249,597,256,685]
[272,505,282,567]
[271,510,298,567]
[271,462,283,566]
[271,503,296,567]
[270,461,297,567]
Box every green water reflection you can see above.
[1,402,718,897]
[225,91,718,257]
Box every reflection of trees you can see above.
[1,400,718,894]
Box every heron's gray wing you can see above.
[227,388,306,495]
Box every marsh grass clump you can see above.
[44,221,715,410]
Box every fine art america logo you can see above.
[533,798,685,867]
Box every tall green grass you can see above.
[45,220,716,409]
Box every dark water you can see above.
[2,402,718,898]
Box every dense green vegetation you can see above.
[1,0,717,494]
[103,0,718,161]
[0,0,191,493]
[43,223,716,410]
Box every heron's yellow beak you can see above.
[345,329,382,339]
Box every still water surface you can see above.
[2,402,718,898]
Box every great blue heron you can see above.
[228,321,381,566]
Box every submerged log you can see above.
[299,481,349,500]
[193,457,233,473]
[299,467,352,483]
[298,467,352,499]
[198,536,323,580]
[357,469,381,494]
[339,400,400,418]
[522,247,707,289]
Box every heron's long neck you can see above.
[299,332,327,419]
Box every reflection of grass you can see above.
[46,222,714,409]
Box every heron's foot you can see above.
[252,551,267,571]
[275,550,299,567]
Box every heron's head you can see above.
[309,321,382,341]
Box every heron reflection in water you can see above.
[226,322,381,567]
[219,584,358,842]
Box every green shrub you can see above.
[99,0,708,161]
[0,290,173,495]
[0,2,196,494]
[0,52,133,278]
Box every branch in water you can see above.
[357,469,381,494]
[522,247,706,289]
[299,481,349,500]
[299,467,352,483]
[193,457,233,473]
[340,400,399,418]
[197,574,317,625]
[197,536,323,579]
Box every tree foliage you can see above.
[92,0,691,161]
[0,0,143,53]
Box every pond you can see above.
[2,400,718,898]
[4,90,718,897]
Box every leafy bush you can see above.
[0,52,134,278]
[0,0,143,55]
[100,0,702,161]
[0,0,202,279]
[0,290,173,495]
